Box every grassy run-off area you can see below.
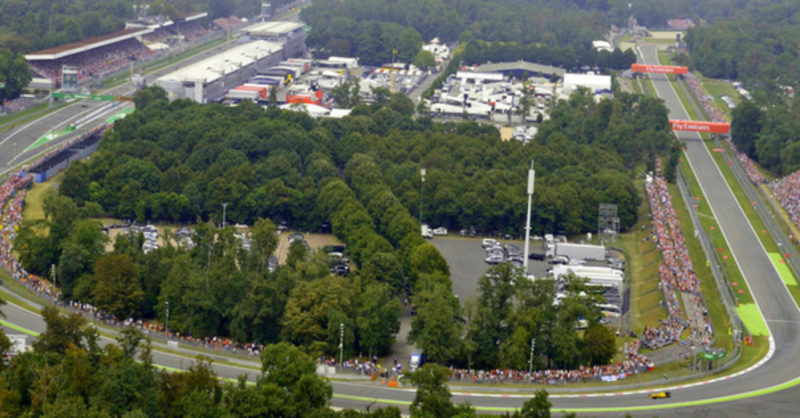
[698,76,740,120]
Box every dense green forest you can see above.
[14,86,671,367]
[684,1,800,90]
[730,97,800,176]
[59,87,670,236]
[0,304,560,417]
[301,0,760,67]
[0,0,294,53]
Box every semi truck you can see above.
[555,243,606,261]
[550,265,622,278]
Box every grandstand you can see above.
[25,12,210,88]
[25,28,156,86]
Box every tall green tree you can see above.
[93,254,144,318]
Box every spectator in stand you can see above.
[28,38,156,84]
[642,159,713,350]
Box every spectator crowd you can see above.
[213,15,244,31]
[2,97,36,114]
[667,18,695,30]
[770,171,800,230]
[643,159,713,350]
[29,38,156,84]
[684,74,767,186]
[448,341,652,384]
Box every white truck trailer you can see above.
[555,243,606,261]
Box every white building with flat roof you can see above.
[563,73,612,94]
[244,21,306,57]
[592,40,613,52]
[156,40,283,102]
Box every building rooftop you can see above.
[178,12,208,22]
[156,40,282,84]
[25,28,153,61]
[245,21,304,37]
[476,61,566,78]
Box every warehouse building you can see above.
[156,40,283,103]
[243,21,306,58]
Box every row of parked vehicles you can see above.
[482,239,525,267]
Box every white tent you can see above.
[279,103,331,117]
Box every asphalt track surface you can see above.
[3,36,800,416]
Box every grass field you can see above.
[21,173,63,222]
[700,76,740,120]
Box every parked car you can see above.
[548,255,569,265]
[278,222,289,232]
[528,253,546,261]
[507,258,524,267]
[485,254,504,264]
[482,238,498,249]
[288,233,304,242]
[460,227,476,237]
[433,227,449,236]
[331,264,350,277]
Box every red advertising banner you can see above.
[670,120,730,134]
[631,64,688,74]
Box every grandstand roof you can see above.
[178,12,208,22]
[156,40,282,84]
[25,28,154,61]
[245,21,304,37]
[476,61,566,78]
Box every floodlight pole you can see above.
[419,169,426,226]
[523,160,535,272]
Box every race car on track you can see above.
[648,391,671,399]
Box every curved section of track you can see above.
[4,43,800,417]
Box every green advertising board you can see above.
[700,350,726,361]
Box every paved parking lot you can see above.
[431,236,551,304]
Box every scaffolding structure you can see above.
[598,203,620,243]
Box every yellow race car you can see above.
[648,391,671,399]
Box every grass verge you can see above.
[0,102,72,135]
[22,173,63,221]
[0,103,48,126]
[678,156,753,305]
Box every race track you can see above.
[4,39,800,417]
